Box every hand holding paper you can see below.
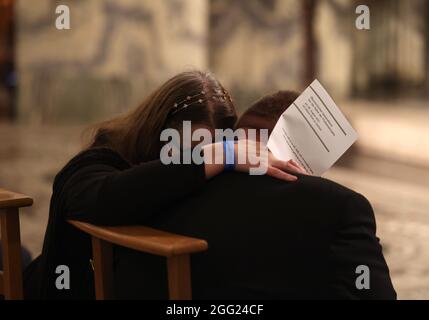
[267,80,358,176]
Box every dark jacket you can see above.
[25,147,396,299]
[115,172,397,300]
[24,147,205,299]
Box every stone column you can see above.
[209,0,305,112]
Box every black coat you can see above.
[115,172,397,300]
[25,147,396,299]
[24,147,205,299]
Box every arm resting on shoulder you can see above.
[64,160,206,226]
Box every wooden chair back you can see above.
[0,188,33,300]
[0,188,206,300]
[68,220,208,300]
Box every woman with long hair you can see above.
[24,71,302,299]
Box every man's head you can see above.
[236,90,300,134]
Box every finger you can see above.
[274,159,306,175]
[271,159,302,174]
[286,163,305,175]
[289,160,307,174]
[287,161,307,174]
[267,166,298,182]
[271,159,291,170]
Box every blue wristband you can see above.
[223,140,235,172]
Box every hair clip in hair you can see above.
[169,88,233,117]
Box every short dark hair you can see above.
[236,90,300,133]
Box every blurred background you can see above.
[0,0,428,299]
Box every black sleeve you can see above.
[63,160,206,226]
[329,192,397,300]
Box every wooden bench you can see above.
[68,221,208,300]
[0,188,33,300]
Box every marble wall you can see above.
[350,0,428,97]
[15,0,429,123]
[317,0,428,99]
[209,0,305,111]
[316,0,355,99]
[16,0,209,124]
[15,0,308,120]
